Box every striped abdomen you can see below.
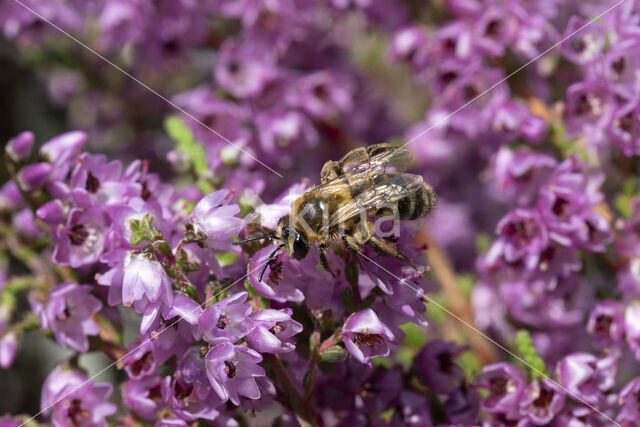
[397,183,436,220]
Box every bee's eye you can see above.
[292,233,309,259]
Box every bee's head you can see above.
[320,161,340,183]
[277,215,310,260]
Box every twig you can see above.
[264,354,318,427]
[416,227,497,364]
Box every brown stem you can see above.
[416,228,497,365]
[265,354,319,427]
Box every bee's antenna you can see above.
[258,243,285,282]
[233,234,279,245]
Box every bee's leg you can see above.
[319,243,335,276]
[366,236,419,272]
[342,234,363,253]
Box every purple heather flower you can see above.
[52,207,106,268]
[342,309,396,366]
[603,39,640,89]
[205,342,265,405]
[537,157,612,251]
[46,69,85,106]
[0,332,18,369]
[246,308,303,354]
[490,147,556,205]
[473,6,519,57]
[415,340,466,394]
[624,301,640,360]
[214,41,276,99]
[360,368,404,415]
[491,101,547,143]
[199,291,254,345]
[497,275,586,328]
[556,353,617,406]
[39,131,86,180]
[617,259,640,300]
[609,100,640,157]
[586,301,625,348]
[122,252,174,333]
[97,0,146,47]
[443,382,481,424]
[5,131,34,163]
[617,377,640,424]
[186,189,245,252]
[16,162,53,191]
[255,109,318,155]
[162,348,224,421]
[615,198,640,258]
[248,245,306,303]
[41,365,116,427]
[252,181,307,230]
[13,208,41,240]
[123,375,163,421]
[559,16,605,65]
[30,283,101,352]
[36,200,66,224]
[123,338,169,380]
[563,81,619,147]
[476,362,526,419]
[0,181,23,213]
[68,153,141,207]
[432,21,473,61]
[286,71,353,120]
[106,198,170,249]
[389,26,429,68]
[518,378,565,425]
[487,208,549,269]
[392,391,434,427]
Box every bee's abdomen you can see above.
[397,183,436,220]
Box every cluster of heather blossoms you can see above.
[4,0,640,426]
[1,126,432,425]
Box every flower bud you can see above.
[36,200,66,224]
[5,131,34,163]
[319,345,347,363]
[0,332,18,368]
[16,162,53,191]
[0,182,23,212]
[39,130,86,163]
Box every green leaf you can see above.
[615,195,632,219]
[399,322,428,349]
[216,252,239,267]
[458,351,482,381]
[379,408,395,423]
[475,233,491,254]
[164,115,209,176]
[345,262,359,287]
[244,281,259,298]
[515,330,548,379]
[184,285,200,303]
[457,274,476,299]
[129,213,162,246]
[340,288,355,313]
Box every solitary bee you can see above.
[235,144,436,281]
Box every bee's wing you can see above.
[344,145,413,176]
[328,173,424,227]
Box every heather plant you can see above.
[1,0,640,426]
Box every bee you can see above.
[234,144,436,281]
